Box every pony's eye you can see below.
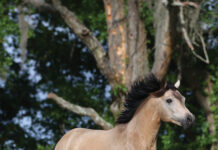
[166,99,172,104]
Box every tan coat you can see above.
[55,90,194,150]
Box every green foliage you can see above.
[62,0,107,41]
[139,2,155,67]
[0,0,18,79]
[111,84,128,97]
[208,60,218,144]
[139,2,155,37]
[37,144,54,150]
[125,57,129,65]
[0,51,12,79]
[0,1,18,40]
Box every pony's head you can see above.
[154,80,195,129]
[116,74,195,129]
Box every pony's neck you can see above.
[126,98,161,150]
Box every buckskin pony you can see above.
[55,74,195,150]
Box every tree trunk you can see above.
[182,56,217,150]
[194,84,217,150]
[152,0,178,81]
[103,0,128,86]
[126,0,149,87]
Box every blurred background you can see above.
[0,0,217,149]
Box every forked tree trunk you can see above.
[103,0,176,117]
[23,0,175,122]
[103,0,150,88]
[103,0,150,116]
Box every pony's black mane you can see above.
[116,74,177,124]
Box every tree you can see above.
[0,0,217,149]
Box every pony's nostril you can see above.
[187,117,191,122]
[182,114,195,129]
[187,114,192,122]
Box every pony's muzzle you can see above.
[181,114,195,129]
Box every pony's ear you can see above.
[174,80,180,88]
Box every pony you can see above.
[55,74,195,150]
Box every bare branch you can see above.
[47,93,113,130]
[176,1,209,64]
[172,1,198,8]
[179,6,194,50]
[24,0,115,85]
[51,0,114,85]
[23,0,56,11]
[18,5,29,70]
[162,0,168,6]
[193,32,210,63]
